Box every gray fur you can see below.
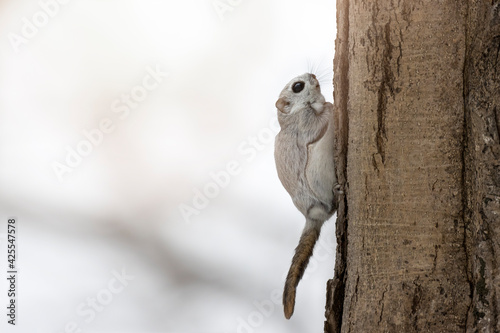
[274,73,339,319]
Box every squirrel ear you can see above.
[275,97,290,113]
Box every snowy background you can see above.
[0,1,336,332]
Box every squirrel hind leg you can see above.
[283,221,322,319]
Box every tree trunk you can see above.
[325,1,500,332]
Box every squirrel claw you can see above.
[334,184,344,195]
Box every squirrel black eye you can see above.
[292,81,305,93]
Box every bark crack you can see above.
[346,274,360,333]
[431,244,439,274]
[377,285,388,325]
[494,36,500,75]
[411,279,423,331]
[462,3,474,330]
[376,19,396,165]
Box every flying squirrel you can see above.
[274,73,341,319]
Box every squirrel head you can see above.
[275,73,326,117]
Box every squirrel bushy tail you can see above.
[283,221,322,319]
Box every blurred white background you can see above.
[0,0,336,332]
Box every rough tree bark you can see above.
[464,1,500,331]
[325,1,500,332]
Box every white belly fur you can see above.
[305,119,336,208]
